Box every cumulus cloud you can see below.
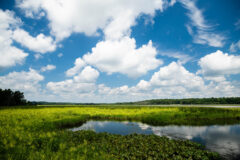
[98,84,130,96]
[73,66,99,83]
[4,0,237,102]
[3,61,235,103]
[17,0,166,41]
[0,9,57,69]
[17,0,167,78]
[47,66,99,99]
[40,64,56,72]
[97,61,239,102]
[132,62,206,98]
[136,80,151,91]
[97,84,144,102]
[198,50,240,78]
[12,28,56,53]
[198,79,240,98]
[44,59,239,103]
[0,68,44,97]
[230,40,240,52]
[83,37,162,77]
[150,62,204,90]
[66,58,86,77]
[180,0,225,47]
[96,62,206,102]
[0,9,28,68]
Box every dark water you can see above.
[70,121,240,160]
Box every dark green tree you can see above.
[0,89,27,106]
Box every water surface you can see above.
[70,121,240,160]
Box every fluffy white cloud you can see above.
[0,68,44,96]
[73,66,99,83]
[17,0,166,41]
[40,64,56,72]
[199,79,240,98]
[98,84,130,96]
[97,84,145,102]
[17,0,166,78]
[0,41,28,69]
[133,62,207,98]
[150,62,204,90]
[230,40,240,52]
[0,9,57,68]
[66,58,86,77]
[136,80,151,91]
[48,60,238,103]
[83,37,162,77]
[180,0,225,47]
[97,61,239,102]
[198,50,240,77]
[3,1,238,103]
[96,62,206,101]
[12,29,56,53]
[21,59,238,103]
[0,9,28,68]
[3,61,235,103]
[47,66,99,99]
[204,76,226,83]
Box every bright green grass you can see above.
[1,105,240,159]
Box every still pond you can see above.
[70,120,240,160]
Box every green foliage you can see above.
[134,97,240,105]
[0,89,27,106]
[1,105,239,159]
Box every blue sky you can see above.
[0,0,240,102]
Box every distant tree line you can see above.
[0,89,27,106]
[1,88,240,106]
[29,101,98,105]
[135,97,240,105]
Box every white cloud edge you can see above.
[40,64,56,72]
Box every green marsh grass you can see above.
[1,105,240,159]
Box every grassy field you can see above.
[1,105,240,159]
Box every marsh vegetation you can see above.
[1,105,240,159]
